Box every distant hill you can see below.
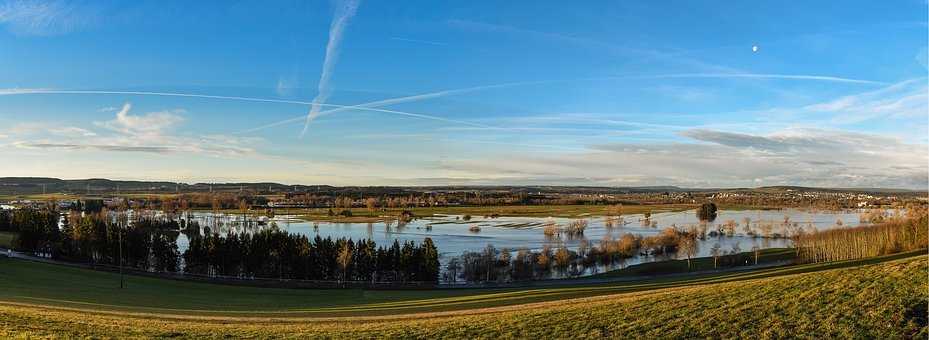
[0,177,922,196]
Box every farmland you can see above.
[0,250,924,338]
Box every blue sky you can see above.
[0,0,926,188]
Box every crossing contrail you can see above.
[240,80,553,133]
[0,72,882,134]
[0,89,494,129]
[242,72,882,134]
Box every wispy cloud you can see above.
[447,18,740,74]
[276,75,298,97]
[301,0,361,137]
[14,142,174,153]
[0,0,96,36]
[801,78,928,123]
[49,126,96,137]
[630,73,886,85]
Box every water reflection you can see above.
[172,208,864,278]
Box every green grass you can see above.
[0,252,924,338]
[593,248,796,278]
[0,232,17,249]
[0,250,922,317]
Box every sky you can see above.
[0,0,927,189]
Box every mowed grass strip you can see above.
[1,254,925,339]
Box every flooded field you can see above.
[175,208,870,276]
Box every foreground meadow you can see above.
[0,252,924,339]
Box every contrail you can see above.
[0,89,493,129]
[243,72,882,133]
[1,72,882,133]
[241,80,554,133]
[302,0,361,138]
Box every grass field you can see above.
[0,250,924,338]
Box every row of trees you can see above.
[0,208,182,271]
[183,230,440,282]
[796,206,927,263]
[0,208,59,253]
[2,207,440,283]
[60,210,182,272]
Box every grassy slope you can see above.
[0,252,925,338]
[0,248,793,317]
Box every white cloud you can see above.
[94,103,185,136]
[8,103,258,157]
[434,128,928,189]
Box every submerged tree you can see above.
[696,202,718,222]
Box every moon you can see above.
[752,45,759,52]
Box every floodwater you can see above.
[175,208,869,276]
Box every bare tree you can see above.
[710,243,722,269]
[337,242,352,282]
[679,234,698,270]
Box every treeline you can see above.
[184,230,440,282]
[60,211,183,272]
[0,208,59,253]
[9,209,179,268]
[796,206,927,263]
[0,208,182,271]
[448,228,694,282]
[1,207,440,283]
